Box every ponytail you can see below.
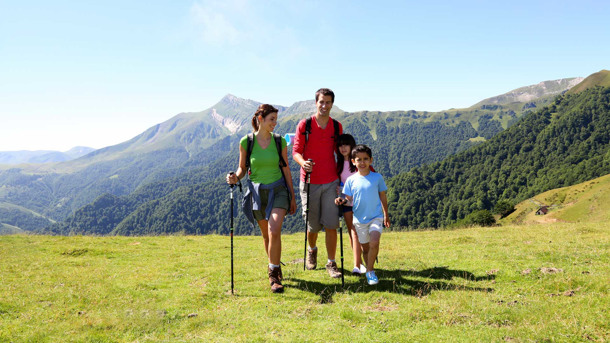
[251,115,259,131]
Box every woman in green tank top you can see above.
[226,104,296,293]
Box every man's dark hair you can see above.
[351,144,372,159]
[315,88,335,103]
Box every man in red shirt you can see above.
[293,88,343,278]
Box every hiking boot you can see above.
[268,266,284,293]
[306,248,317,270]
[326,261,342,278]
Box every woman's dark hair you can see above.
[251,104,278,131]
[336,133,357,176]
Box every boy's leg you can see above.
[366,218,384,272]
[354,221,371,269]
[366,231,381,272]
[361,242,370,269]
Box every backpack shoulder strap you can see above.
[304,117,312,144]
[332,118,340,142]
[245,133,254,172]
[273,133,287,167]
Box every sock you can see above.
[327,259,335,264]
[269,263,280,269]
[308,246,317,252]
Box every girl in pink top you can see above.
[336,134,366,275]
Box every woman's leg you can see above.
[256,219,270,259]
[267,208,287,265]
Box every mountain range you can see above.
[2,70,609,235]
[0,147,95,165]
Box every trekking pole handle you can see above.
[305,159,313,184]
[228,172,236,203]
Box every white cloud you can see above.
[188,0,307,61]
[189,0,242,44]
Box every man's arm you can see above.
[292,119,313,172]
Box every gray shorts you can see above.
[299,179,340,233]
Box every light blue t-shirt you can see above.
[342,171,388,224]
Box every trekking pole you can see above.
[338,203,345,288]
[228,172,236,295]
[303,159,312,271]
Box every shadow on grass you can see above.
[286,266,494,304]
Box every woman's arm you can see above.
[282,146,297,215]
[226,144,248,184]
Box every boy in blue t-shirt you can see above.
[335,144,390,285]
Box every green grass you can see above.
[503,173,610,225]
[1,223,608,342]
[567,70,610,95]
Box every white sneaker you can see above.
[359,264,367,274]
[352,267,362,275]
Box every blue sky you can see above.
[1,0,608,151]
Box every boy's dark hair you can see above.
[315,88,335,103]
[351,144,372,159]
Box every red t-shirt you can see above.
[292,116,343,184]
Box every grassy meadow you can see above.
[1,222,608,342]
[502,174,610,226]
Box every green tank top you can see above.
[240,134,287,184]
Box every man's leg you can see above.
[308,231,318,250]
[325,228,337,260]
[300,182,322,270]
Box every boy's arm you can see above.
[379,191,390,228]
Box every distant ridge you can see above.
[566,70,610,95]
[474,77,584,106]
[0,146,95,164]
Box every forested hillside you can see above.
[388,86,610,228]
[42,107,507,235]
[17,77,587,235]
